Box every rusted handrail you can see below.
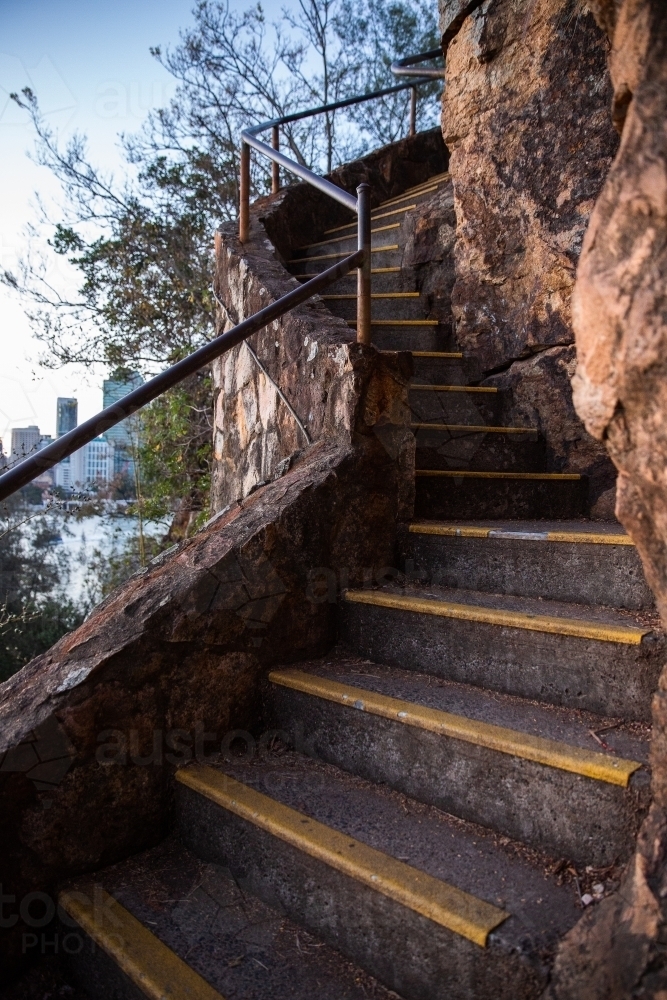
[0,252,362,503]
[391,49,447,137]
[239,49,445,345]
[0,52,445,502]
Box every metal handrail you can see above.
[0,50,445,503]
[239,48,445,345]
[0,252,362,503]
[391,48,447,79]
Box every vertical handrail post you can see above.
[356,182,371,346]
[239,141,250,242]
[409,86,417,136]
[271,126,280,194]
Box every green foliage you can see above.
[3,0,442,527]
[137,373,212,526]
[0,598,83,683]
[0,500,83,682]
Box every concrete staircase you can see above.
[58,169,660,1000]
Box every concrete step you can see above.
[288,242,403,272]
[410,384,507,425]
[409,353,484,384]
[402,520,654,610]
[60,837,394,1000]
[267,660,649,866]
[413,424,546,474]
[323,172,452,238]
[323,188,444,239]
[321,292,426,321]
[369,324,453,352]
[176,753,582,1000]
[292,223,405,262]
[296,268,404,293]
[338,584,664,720]
[415,469,588,520]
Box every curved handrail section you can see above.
[0,251,362,503]
[241,79,424,213]
[238,49,445,344]
[391,48,446,79]
[0,51,445,503]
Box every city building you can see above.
[10,425,40,463]
[102,370,143,483]
[75,436,115,488]
[56,398,78,438]
[54,436,115,491]
[33,435,56,489]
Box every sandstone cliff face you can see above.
[442,0,618,373]
[482,346,617,514]
[545,1,667,996]
[439,0,619,498]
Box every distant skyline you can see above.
[0,0,284,454]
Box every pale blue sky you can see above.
[0,0,281,447]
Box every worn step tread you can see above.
[177,752,581,958]
[62,838,393,1000]
[269,666,644,785]
[275,657,650,764]
[289,243,398,264]
[325,203,418,233]
[409,520,632,545]
[298,222,401,251]
[60,883,224,1000]
[343,584,659,644]
[177,765,508,947]
[379,174,451,207]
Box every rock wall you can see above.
[482,346,617,515]
[212,130,444,509]
[0,363,410,980]
[546,1,667,996]
[440,0,619,501]
[442,0,618,372]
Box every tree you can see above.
[0,498,83,682]
[2,0,440,531]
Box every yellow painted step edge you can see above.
[380,185,438,207]
[415,470,581,480]
[298,222,400,250]
[323,292,420,300]
[411,384,498,393]
[176,765,508,947]
[343,589,649,645]
[411,423,536,434]
[59,887,224,1000]
[347,319,440,327]
[325,203,417,233]
[412,351,463,358]
[296,266,401,278]
[381,175,450,206]
[409,523,635,546]
[269,669,642,788]
[289,244,398,264]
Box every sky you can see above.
[0,0,238,451]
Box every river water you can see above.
[51,512,169,606]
